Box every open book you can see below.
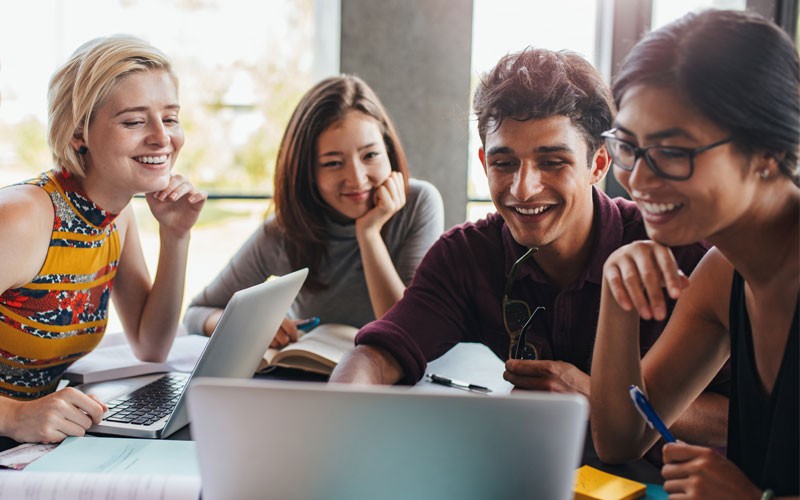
[258,323,358,376]
[64,335,208,384]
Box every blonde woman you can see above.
[0,35,205,443]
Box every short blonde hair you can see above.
[47,34,176,177]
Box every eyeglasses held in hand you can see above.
[502,247,544,360]
[601,128,733,181]
[513,305,545,360]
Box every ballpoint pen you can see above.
[297,316,320,332]
[629,385,676,443]
[426,373,492,393]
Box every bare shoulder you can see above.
[681,247,735,328]
[689,248,734,288]
[0,184,53,234]
[0,185,54,291]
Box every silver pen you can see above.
[426,373,492,393]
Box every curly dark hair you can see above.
[473,47,615,161]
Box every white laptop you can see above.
[81,268,308,439]
[187,378,588,500]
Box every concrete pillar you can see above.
[339,0,474,228]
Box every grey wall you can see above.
[339,0,474,228]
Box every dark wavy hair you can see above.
[613,9,800,185]
[272,75,409,291]
[473,47,615,160]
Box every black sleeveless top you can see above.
[727,271,799,496]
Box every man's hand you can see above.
[3,388,107,443]
[504,359,590,396]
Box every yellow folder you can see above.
[573,465,647,500]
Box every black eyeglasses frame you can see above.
[502,247,544,360]
[601,128,734,181]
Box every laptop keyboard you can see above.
[102,373,189,426]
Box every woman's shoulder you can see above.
[684,247,736,324]
[235,213,289,263]
[407,177,440,197]
[257,213,285,240]
[397,177,443,226]
[406,178,443,211]
[694,247,735,278]
[0,183,53,230]
[0,183,55,290]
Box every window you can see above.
[467,0,749,221]
[468,0,598,221]
[0,0,772,334]
[0,0,317,332]
[652,0,746,28]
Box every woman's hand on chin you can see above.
[602,240,690,321]
[146,174,207,238]
[355,171,406,237]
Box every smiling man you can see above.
[330,47,728,449]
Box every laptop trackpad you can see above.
[77,373,168,403]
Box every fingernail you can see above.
[170,193,178,200]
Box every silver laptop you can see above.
[187,378,588,500]
[82,268,308,439]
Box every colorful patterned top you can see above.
[0,170,120,399]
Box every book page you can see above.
[65,336,208,384]
[0,471,200,500]
[262,324,358,373]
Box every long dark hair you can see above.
[272,75,409,290]
[613,9,800,185]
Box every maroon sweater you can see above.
[357,187,729,397]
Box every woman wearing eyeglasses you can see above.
[590,9,798,499]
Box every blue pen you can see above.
[629,385,676,443]
[297,316,320,332]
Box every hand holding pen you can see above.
[271,316,320,349]
[630,386,767,498]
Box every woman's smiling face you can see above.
[613,84,760,246]
[79,69,183,203]
[314,111,392,221]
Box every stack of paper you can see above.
[0,436,201,500]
